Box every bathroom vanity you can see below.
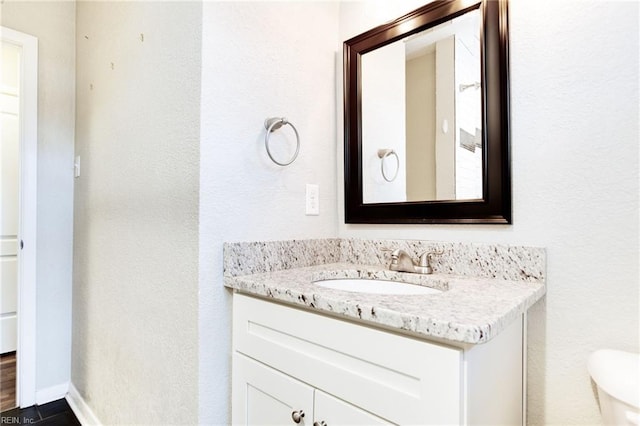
[232,292,524,425]
[225,239,546,425]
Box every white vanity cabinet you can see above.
[231,293,524,425]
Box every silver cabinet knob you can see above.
[291,410,305,423]
[313,422,327,426]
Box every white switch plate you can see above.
[74,156,81,178]
[306,184,319,215]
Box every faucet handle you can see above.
[390,248,410,261]
[380,247,402,256]
[418,249,444,273]
[389,248,401,264]
[418,249,444,266]
[380,247,397,262]
[381,248,402,268]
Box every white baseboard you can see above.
[66,383,101,426]
[35,382,69,405]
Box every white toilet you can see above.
[588,349,640,425]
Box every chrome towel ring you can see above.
[264,117,300,166]
[377,149,399,182]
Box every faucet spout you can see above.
[389,249,417,273]
[387,248,440,274]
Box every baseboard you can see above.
[66,383,101,426]
[35,382,69,405]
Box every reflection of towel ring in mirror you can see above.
[264,117,300,166]
[377,149,399,182]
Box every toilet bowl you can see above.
[588,349,640,425]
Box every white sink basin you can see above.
[314,278,441,295]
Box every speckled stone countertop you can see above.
[224,255,546,345]
[224,238,546,344]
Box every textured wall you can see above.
[1,1,76,392]
[338,1,639,424]
[199,2,340,423]
[73,2,201,424]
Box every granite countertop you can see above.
[224,262,546,345]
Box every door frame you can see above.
[1,26,38,408]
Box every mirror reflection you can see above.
[361,9,481,204]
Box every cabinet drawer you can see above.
[233,293,462,425]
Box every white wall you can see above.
[199,2,339,423]
[1,1,75,394]
[338,1,639,424]
[73,2,201,424]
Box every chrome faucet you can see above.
[388,249,443,275]
[389,249,416,273]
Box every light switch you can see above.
[306,184,319,216]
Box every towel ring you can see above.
[264,117,300,166]
[377,149,399,182]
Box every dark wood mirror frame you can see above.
[344,0,511,224]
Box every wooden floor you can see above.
[1,351,17,411]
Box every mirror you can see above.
[344,0,511,224]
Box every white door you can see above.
[0,40,21,354]
[232,354,314,426]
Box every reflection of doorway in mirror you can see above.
[404,9,482,202]
[406,35,457,201]
[405,44,436,201]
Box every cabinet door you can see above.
[232,353,314,426]
[314,390,394,425]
